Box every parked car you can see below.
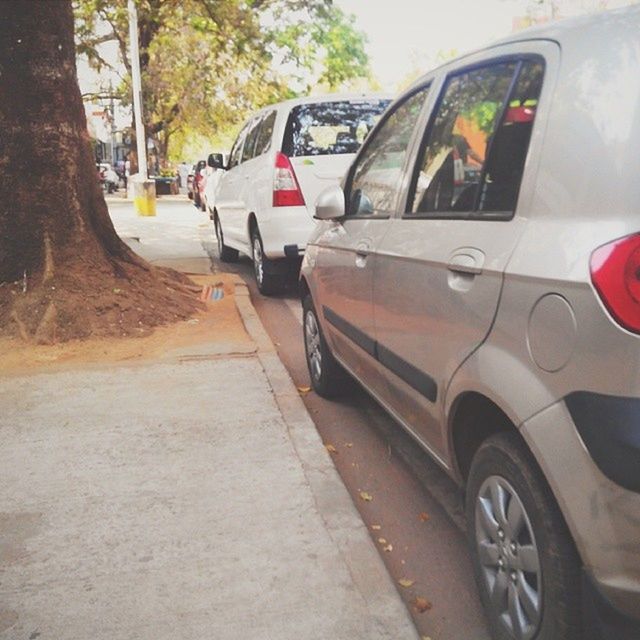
[203,152,226,217]
[189,160,206,208]
[213,93,391,294]
[300,8,640,640]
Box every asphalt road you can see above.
[200,227,492,640]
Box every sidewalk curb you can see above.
[234,284,420,639]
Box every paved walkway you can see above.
[0,201,419,640]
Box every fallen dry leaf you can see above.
[383,544,393,552]
[419,512,430,522]
[398,578,415,588]
[371,524,381,531]
[377,537,387,545]
[297,386,311,395]
[325,444,338,454]
[359,491,373,502]
[413,596,432,613]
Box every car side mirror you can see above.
[207,153,224,170]
[315,184,345,220]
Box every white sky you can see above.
[334,0,637,91]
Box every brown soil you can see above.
[0,251,206,344]
[0,275,253,377]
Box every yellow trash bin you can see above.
[132,178,157,217]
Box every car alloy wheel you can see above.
[304,308,322,382]
[253,235,264,287]
[475,475,542,640]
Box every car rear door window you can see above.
[409,59,544,219]
[228,122,250,170]
[346,87,430,216]
[282,99,390,157]
[241,118,262,163]
[254,111,276,157]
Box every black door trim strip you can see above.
[376,343,438,402]
[323,306,376,357]
[322,305,438,403]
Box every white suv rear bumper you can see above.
[258,205,316,259]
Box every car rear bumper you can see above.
[520,398,640,624]
[258,205,316,259]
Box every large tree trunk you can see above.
[0,0,200,344]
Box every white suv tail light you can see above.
[273,152,305,207]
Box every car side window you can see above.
[346,86,430,217]
[254,111,276,157]
[228,123,249,170]
[241,118,262,163]
[409,58,544,219]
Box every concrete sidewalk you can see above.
[0,282,419,638]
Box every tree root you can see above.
[34,300,57,344]
[42,232,55,282]
[10,309,31,342]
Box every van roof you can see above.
[256,92,393,116]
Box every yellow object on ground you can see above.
[132,179,157,217]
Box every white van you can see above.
[212,94,391,294]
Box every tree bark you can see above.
[0,0,200,343]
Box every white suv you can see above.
[212,94,390,294]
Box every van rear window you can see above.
[282,99,390,157]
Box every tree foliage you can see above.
[74,0,371,162]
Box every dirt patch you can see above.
[0,248,205,344]
[0,275,253,376]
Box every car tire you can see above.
[214,215,239,263]
[466,432,582,640]
[302,294,349,398]
[251,228,284,296]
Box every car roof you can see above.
[403,4,640,93]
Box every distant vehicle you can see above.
[212,93,391,294]
[187,164,196,199]
[98,162,118,193]
[189,160,206,208]
[301,8,640,640]
[203,153,226,217]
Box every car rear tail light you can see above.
[590,233,640,333]
[273,152,305,207]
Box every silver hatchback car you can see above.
[300,7,640,640]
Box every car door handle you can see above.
[447,251,484,275]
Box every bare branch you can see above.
[98,9,131,74]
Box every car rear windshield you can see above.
[282,99,391,157]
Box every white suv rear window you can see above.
[282,99,390,157]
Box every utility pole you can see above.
[127,0,155,215]
[128,0,147,179]
[109,82,116,166]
